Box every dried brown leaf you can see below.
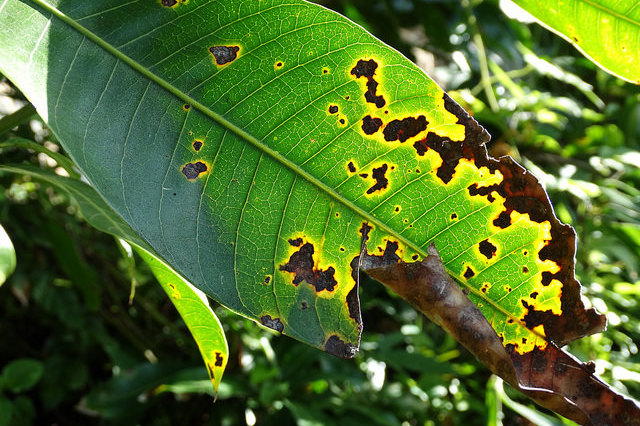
[363,243,640,425]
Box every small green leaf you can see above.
[137,249,228,394]
[1,359,44,393]
[510,0,640,84]
[0,224,16,287]
[0,164,228,393]
[0,396,13,426]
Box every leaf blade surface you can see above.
[0,0,603,355]
[511,0,640,83]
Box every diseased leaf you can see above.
[0,0,604,360]
[363,243,640,425]
[509,0,640,84]
[137,249,228,395]
[0,163,228,393]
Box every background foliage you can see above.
[1,0,639,424]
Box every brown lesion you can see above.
[325,334,356,359]
[383,116,428,142]
[209,45,240,65]
[260,315,284,333]
[366,164,389,194]
[463,266,475,279]
[181,161,207,180]
[214,352,224,367]
[478,239,497,260]
[361,115,383,135]
[350,59,386,108]
[410,92,604,345]
[279,239,337,292]
[161,0,178,7]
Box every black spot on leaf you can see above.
[451,213,458,220]
[478,239,497,259]
[347,162,356,173]
[183,103,191,110]
[301,301,308,310]
[215,352,223,366]
[209,45,239,65]
[260,315,284,333]
[351,59,377,78]
[325,335,356,359]
[464,266,475,279]
[328,105,338,114]
[280,242,337,292]
[361,115,383,135]
[350,59,386,108]
[264,275,271,284]
[288,237,303,247]
[383,116,428,142]
[192,140,203,151]
[339,118,345,125]
[162,0,178,7]
[366,164,388,194]
[493,211,511,229]
[359,173,368,178]
[181,162,207,180]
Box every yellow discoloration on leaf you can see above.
[168,282,181,299]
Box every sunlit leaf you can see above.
[509,0,640,84]
[0,0,604,359]
[137,249,228,394]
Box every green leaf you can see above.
[1,358,44,393]
[0,137,79,178]
[0,396,13,426]
[0,163,228,393]
[509,0,640,84]
[0,224,16,287]
[0,164,150,250]
[0,0,602,358]
[137,248,228,394]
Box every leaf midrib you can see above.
[31,0,427,254]
[31,0,541,339]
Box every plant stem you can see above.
[463,0,499,112]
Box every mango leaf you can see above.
[0,163,228,393]
[0,224,16,286]
[363,244,640,425]
[0,0,606,358]
[137,249,228,395]
[509,0,640,84]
